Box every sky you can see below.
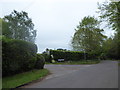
[1,0,115,53]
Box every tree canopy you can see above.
[1,18,11,38]
[3,10,36,43]
[97,1,120,59]
[71,16,107,55]
[98,1,120,32]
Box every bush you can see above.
[2,37,37,77]
[42,53,50,62]
[34,54,45,69]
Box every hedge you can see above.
[34,54,45,69]
[42,53,51,62]
[50,50,87,61]
[2,37,37,77]
[49,50,100,62]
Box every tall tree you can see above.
[98,1,120,59]
[3,10,36,43]
[97,1,120,32]
[71,16,106,54]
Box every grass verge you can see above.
[46,60,100,65]
[119,63,120,66]
[2,69,49,88]
[113,60,120,66]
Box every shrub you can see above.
[2,37,37,77]
[34,54,45,69]
[51,60,56,63]
[42,53,50,62]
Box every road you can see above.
[22,60,118,88]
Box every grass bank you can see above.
[46,60,100,65]
[112,60,120,66]
[2,69,49,89]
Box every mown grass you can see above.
[45,60,100,65]
[2,69,49,89]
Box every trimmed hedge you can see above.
[34,54,45,69]
[49,50,99,62]
[2,37,37,77]
[42,53,51,62]
[50,50,87,61]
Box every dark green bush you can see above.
[42,53,50,62]
[34,54,45,69]
[2,37,37,77]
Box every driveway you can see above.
[22,60,118,88]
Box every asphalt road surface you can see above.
[22,60,118,88]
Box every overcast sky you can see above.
[1,0,115,53]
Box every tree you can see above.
[97,1,120,32]
[3,10,36,43]
[102,36,120,59]
[98,1,120,59]
[101,37,113,59]
[71,16,107,55]
[0,18,12,38]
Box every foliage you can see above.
[103,35,120,59]
[2,37,37,77]
[100,38,113,59]
[98,1,120,59]
[49,50,99,61]
[71,16,107,56]
[51,60,56,63]
[2,69,49,88]
[42,53,51,62]
[97,1,120,32]
[0,18,11,38]
[3,10,36,43]
[50,50,87,61]
[34,54,45,69]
